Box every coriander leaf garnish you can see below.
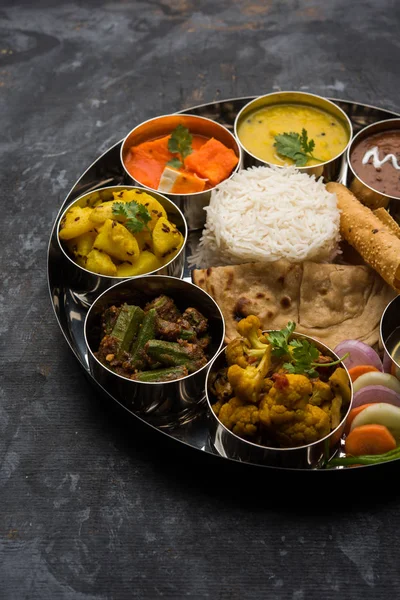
[282,361,319,379]
[300,128,316,156]
[167,124,193,168]
[284,338,321,378]
[112,200,151,233]
[167,157,184,169]
[283,349,349,378]
[274,128,323,166]
[267,321,349,376]
[267,321,296,357]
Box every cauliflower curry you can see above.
[209,316,351,448]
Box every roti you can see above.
[192,260,397,347]
[192,259,302,342]
[296,262,396,347]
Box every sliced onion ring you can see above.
[334,340,383,371]
[352,385,400,409]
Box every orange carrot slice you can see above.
[344,403,375,434]
[345,424,397,456]
[347,365,380,382]
[184,138,239,187]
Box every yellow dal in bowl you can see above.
[237,103,349,166]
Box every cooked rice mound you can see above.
[190,166,341,268]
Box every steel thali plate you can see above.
[47,96,400,472]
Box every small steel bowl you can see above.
[380,295,400,380]
[57,185,187,307]
[84,275,225,428]
[205,332,353,469]
[120,114,242,230]
[234,91,353,182]
[347,118,400,209]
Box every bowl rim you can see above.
[120,112,243,197]
[233,90,354,170]
[84,274,226,385]
[57,184,188,279]
[347,117,400,201]
[380,294,400,370]
[205,330,354,453]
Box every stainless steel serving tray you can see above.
[47,96,400,473]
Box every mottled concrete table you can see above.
[2,1,400,598]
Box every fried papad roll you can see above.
[326,182,400,291]
[373,207,400,240]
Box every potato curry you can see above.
[59,189,184,277]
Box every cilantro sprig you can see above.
[112,200,151,233]
[267,322,348,378]
[167,124,193,169]
[274,128,323,167]
[268,321,296,358]
[283,338,322,378]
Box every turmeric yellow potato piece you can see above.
[160,246,182,265]
[89,201,118,225]
[89,191,102,207]
[113,189,167,230]
[85,249,117,276]
[152,217,184,261]
[112,190,133,202]
[93,219,140,263]
[89,198,139,225]
[65,231,96,268]
[116,251,162,277]
[76,256,87,268]
[59,206,94,240]
[135,230,153,252]
[66,231,96,258]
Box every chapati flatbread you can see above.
[192,260,397,347]
[192,259,302,342]
[296,262,396,347]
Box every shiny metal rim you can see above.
[47,95,400,472]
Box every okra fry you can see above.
[95,296,211,383]
[111,304,144,358]
[145,339,207,373]
[130,308,157,369]
[132,365,188,382]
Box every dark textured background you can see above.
[2,1,400,598]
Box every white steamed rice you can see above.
[189,166,341,268]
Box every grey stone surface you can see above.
[1,1,400,598]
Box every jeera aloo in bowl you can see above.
[84,275,225,425]
[347,118,400,209]
[205,319,353,469]
[120,114,242,230]
[57,186,187,307]
[234,91,353,182]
